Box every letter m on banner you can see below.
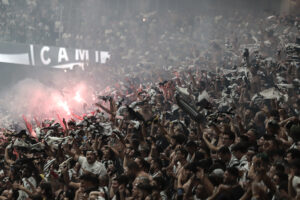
[75,49,89,61]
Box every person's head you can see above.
[273,172,288,187]
[223,167,239,185]
[175,147,188,162]
[185,140,198,154]
[253,153,269,173]
[150,158,162,174]
[257,135,265,147]
[194,183,208,199]
[254,111,266,125]
[171,121,184,135]
[221,131,235,147]
[124,146,137,158]
[15,146,29,158]
[67,120,76,129]
[244,129,257,142]
[289,124,300,143]
[111,177,119,191]
[231,142,248,160]
[86,150,97,164]
[181,163,194,182]
[21,165,33,178]
[124,160,140,178]
[194,150,206,161]
[130,138,140,150]
[266,120,280,135]
[79,173,99,192]
[101,146,115,160]
[289,159,300,196]
[139,144,150,158]
[134,157,150,173]
[99,174,109,187]
[285,149,300,164]
[152,176,166,191]
[198,145,210,159]
[111,174,129,192]
[135,182,152,199]
[246,146,256,162]
[244,108,254,124]
[269,148,285,162]
[269,110,280,121]
[74,161,81,171]
[39,182,53,198]
[209,167,225,186]
[171,134,186,146]
[279,108,288,120]
[217,146,231,163]
[117,174,129,186]
[269,162,285,178]
[188,128,198,140]
[262,135,277,153]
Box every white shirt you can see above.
[228,155,239,168]
[78,156,107,176]
[238,155,249,171]
[17,177,36,200]
[187,153,193,163]
[68,168,78,180]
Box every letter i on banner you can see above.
[95,51,99,63]
[30,45,35,66]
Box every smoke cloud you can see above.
[0,76,97,128]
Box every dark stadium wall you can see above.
[280,0,300,15]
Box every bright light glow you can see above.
[6,80,95,121]
[74,91,83,103]
[58,100,71,115]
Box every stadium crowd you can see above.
[0,0,300,200]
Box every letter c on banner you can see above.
[40,46,51,65]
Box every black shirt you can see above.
[215,185,244,200]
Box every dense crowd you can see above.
[1,0,300,200]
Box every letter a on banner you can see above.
[58,48,69,63]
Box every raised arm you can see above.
[202,132,219,152]
[95,102,113,115]
[4,145,14,165]
[13,183,35,198]
[63,140,79,161]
